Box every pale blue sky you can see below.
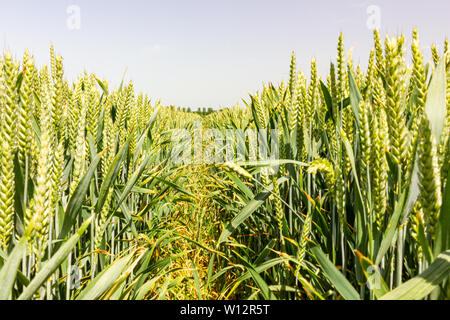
[1,0,449,109]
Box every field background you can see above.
[0,1,449,300]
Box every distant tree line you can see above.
[169,106,215,115]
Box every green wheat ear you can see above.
[371,111,388,231]
[288,52,298,132]
[439,51,450,188]
[0,52,18,250]
[136,93,145,129]
[254,94,267,130]
[307,158,335,192]
[53,55,64,139]
[269,174,282,221]
[431,44,440,68]
[403,29,428,189]
[410,205,425,261]
[336,32,347,102]
[411,29,427,113]
[128,94,140,158]
[334,158,346,232]
[365,48,376,99]
[50,44,56,81]
[123,82,135,145]
[26,84,54,256]
[359,100,372,178]
[17,51,34,168]
[86,74,100,141]
[101,99,115,176]
[296,70,307,161]
[306,58,318,130]
[418,116,442,236]
[374,29,385,76]
[385,36,407,168]
[94,188,114,254]
[70,89,87,196]
[295,208,311,277]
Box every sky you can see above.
[0,0,449,109]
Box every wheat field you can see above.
[0,29,449,300]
